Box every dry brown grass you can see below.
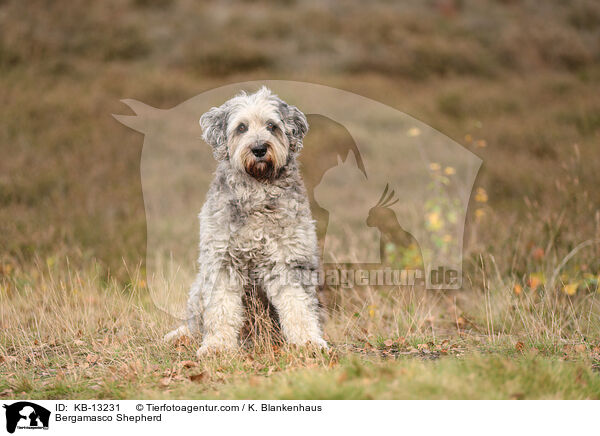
[1,254,599,399]
[1,0,600,399]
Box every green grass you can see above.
[3,344,600,400]
[205,354,600,400]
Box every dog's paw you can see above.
[163,325,190,343]
[307,337,329,350]
[196,345,237,358]
[196,339,238,358]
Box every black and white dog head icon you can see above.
[3,402,50,434]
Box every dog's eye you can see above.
[266,122,277,132]
[237,123,247,134]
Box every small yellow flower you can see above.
[475,208,485,220]
[444,166,456,175]
[442,234,452,243]
[562,283,578,296]
[476,139,487,148]
[429,162,441,171]
[475,187,488,203]
[139,279,147,288]
[368,305,376,318]
[513,284,523,296]
[427,212,443,230]
[407,127,421,137]
[464,134,473,144]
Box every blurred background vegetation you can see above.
[1,2,600,400]
[1,0,599,287]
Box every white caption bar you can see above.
[0,400,594,436]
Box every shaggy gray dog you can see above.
[165,87,327,356]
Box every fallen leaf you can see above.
[180,360,198,369]
[515,341,524,352]
[174,335,191,347]
[189,372,205,383]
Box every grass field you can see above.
[1,264,599,399]
[1,0,600,399]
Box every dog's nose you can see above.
[251,143,268,158]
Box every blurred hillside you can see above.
[3,0,600,77]
[1,0,599,279]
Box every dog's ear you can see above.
[200,105,229,161]
[279,102,309,153]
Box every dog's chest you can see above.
[226,191,300,261]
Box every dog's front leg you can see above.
[197,269,244,356]
[265,278,327,349]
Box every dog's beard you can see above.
[244,156,275,181]
[232,139,288,182]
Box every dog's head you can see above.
[199,87,308,181]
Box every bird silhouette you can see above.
[366,184,423,268]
